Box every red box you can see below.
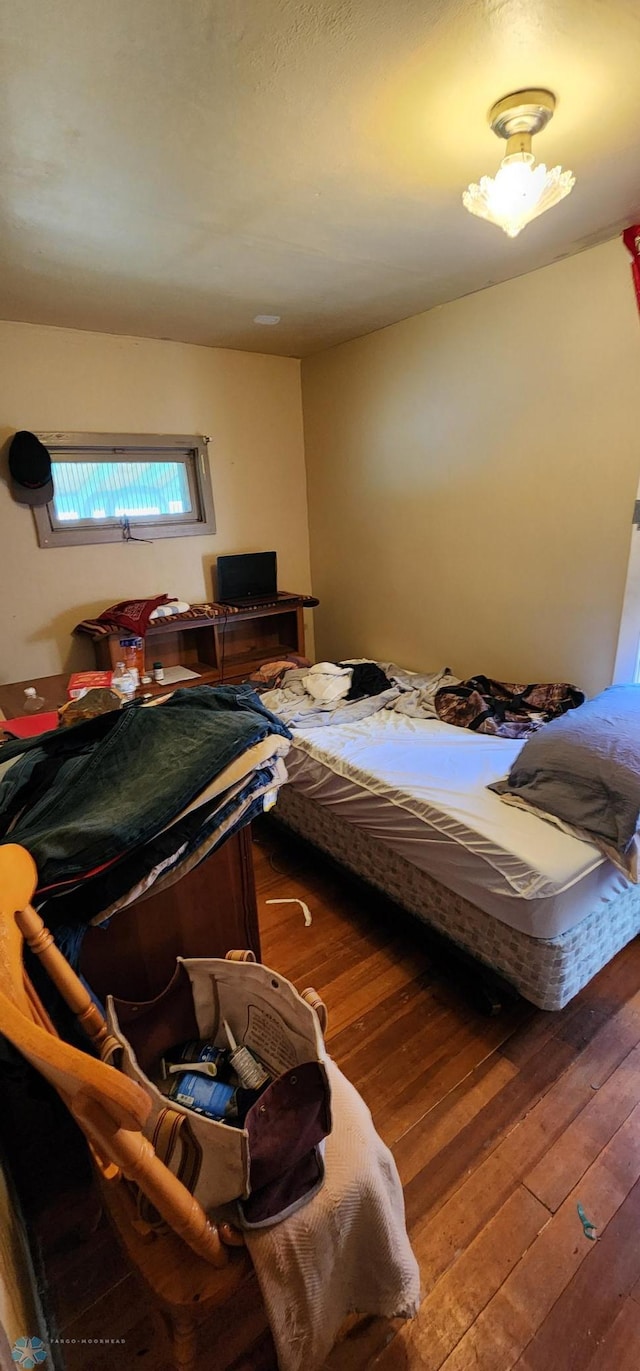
[67,670,113,699]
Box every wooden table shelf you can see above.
[92,594,316,686]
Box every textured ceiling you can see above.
[1,0,640,356]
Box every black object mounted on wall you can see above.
[8,431,54,507]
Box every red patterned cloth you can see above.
[75,603,233,638]
[96,595,176,635]
[74,596,318,640]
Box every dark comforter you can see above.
[435,675,585,739]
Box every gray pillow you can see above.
[490,685,640,881]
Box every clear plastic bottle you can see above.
[118,636,145,686]
[23,686,45,713]
[111,661,137,698]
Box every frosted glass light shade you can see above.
[463,152,575,238]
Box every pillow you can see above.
[490,685,640,881]
[149,600,191,620]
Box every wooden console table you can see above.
[0,675,262,1002]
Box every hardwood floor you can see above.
[34,820,640,1370]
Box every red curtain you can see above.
[623,226,640,314]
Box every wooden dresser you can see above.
[0,674,261,1004]
[81,825,259,1003]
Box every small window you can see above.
[33,434,215,547]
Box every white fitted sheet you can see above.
[286,712,629,940]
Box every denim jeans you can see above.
[41,758,284,930]
[0,686,290,888]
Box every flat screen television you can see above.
[216,551,277,603]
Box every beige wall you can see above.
[0,322,311,683]
[3,239,639,694]
[302,238,640,697]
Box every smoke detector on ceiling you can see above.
[253,314,281,325]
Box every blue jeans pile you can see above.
[0,685,290,951]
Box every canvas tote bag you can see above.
[106,952,331,1228]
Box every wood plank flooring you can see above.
[33,820,640,1370]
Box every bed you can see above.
[273,709,640,1010]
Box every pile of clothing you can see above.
[0,685,290,958]
[254,659,585,738]
[432,674,584,738]
[255,660,400,728]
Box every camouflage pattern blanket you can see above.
[434,675,585,739]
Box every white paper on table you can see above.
[156,665,201,684]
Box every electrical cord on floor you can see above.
[268,850,304,878]
[252,829,304,880]
[219,609,228,683]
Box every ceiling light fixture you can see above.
[253,314,281,325]
[462,90,575,239]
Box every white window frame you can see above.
[614,483,640,684]
[32,433,215,548]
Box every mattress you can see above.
[285,711,630,941]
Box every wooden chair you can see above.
[0,843,257,1370]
